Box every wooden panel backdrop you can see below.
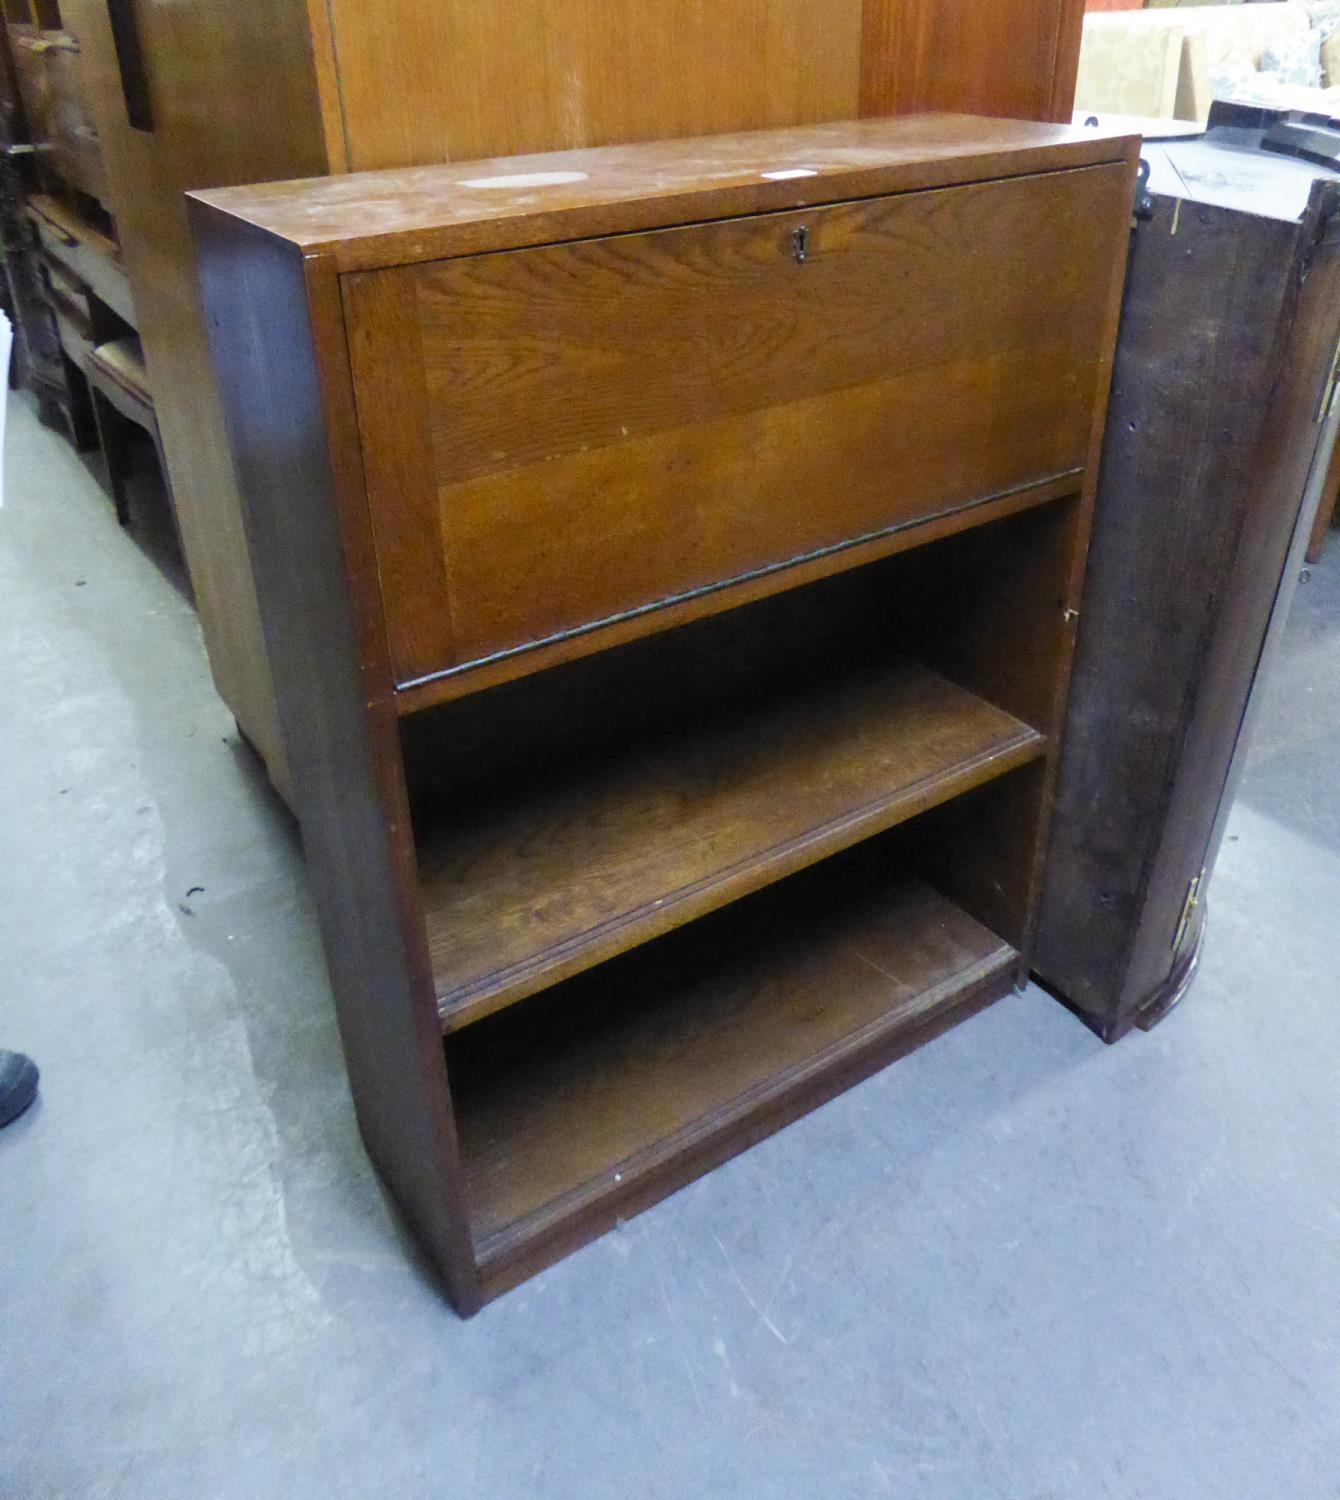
[319,0,1084,172]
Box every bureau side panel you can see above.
[1121,186,1340,1021]
[1033,199,1306,1030]
[188,206,479,1311]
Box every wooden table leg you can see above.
[89,384,133,527]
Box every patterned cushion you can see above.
[1260,27,1324,86]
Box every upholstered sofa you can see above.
[1076,3,1340,124]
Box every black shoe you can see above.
[0,1052,38,1127]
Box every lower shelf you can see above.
[448,854,1017,1283]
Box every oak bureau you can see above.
[190,114,1138,1314]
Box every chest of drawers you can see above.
[191,114,1136,1313]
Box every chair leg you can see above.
[63,355,99,454]
[90,388,132,528]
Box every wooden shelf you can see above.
[417,658,1044,1031]
[449,863,1016,1278]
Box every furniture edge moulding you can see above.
[186,205,483,1314]
[392,471,1087,714]
[188,115,1141,275]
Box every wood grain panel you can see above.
[320,0,865,171]
[431,350,1090,672]
[861,0,1086,124]
[409,168,1114,488]
[449,864,1014,1265]
[417,658,1044,1030]
[344,164,1128,685]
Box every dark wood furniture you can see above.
[190,115,1136,1313]
[3,0,166,523]
[1035,122,1340,1041]
[59,0,1087,802]
[0,7,91,441]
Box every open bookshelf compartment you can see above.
[414,656,1042,1031]
[401,503,1080,1035]
[446,839,1017,1277]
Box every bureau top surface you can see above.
[191,113,1138,273]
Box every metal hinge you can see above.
[1132,157,1156,223]
[1173,870,1204,952]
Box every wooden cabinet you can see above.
[190,117,1135,1313]
[61,0,1086,800]
[3,0,153,479]
[0,18,66,421]
[1035,123,1340,1040]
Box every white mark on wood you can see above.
[459,170,588,190]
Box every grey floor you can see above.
[2,390,1339,1500]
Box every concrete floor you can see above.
[2,390,1339,1499]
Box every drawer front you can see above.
[345,163,1131,691]
[29,206,135,328]
[43,254,93,334]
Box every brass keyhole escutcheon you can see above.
[791,225,809,264]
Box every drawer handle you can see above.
[106,0,153,132]
[791,225,809,264]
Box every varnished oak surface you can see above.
[311,0,1084,173]
[450,868,1015,1268]
[194,114,1136,272]
[316,0,863,172]
[861,0,1084,124]
[343,159,1130,689]
[419,659,1044,1031]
